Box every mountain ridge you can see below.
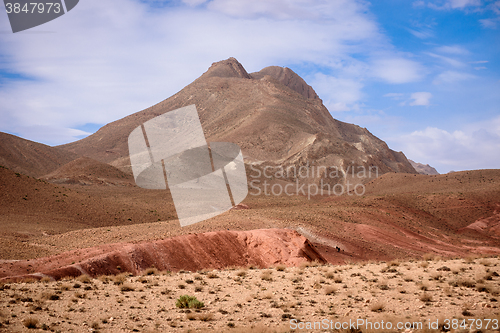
[58,57,416,185]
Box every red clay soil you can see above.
[458,203,500,237]
[0,229,325,282]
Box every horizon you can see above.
[0,0,499,174]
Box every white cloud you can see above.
[428,0,481,10]
[435,45,469,54]
[311,74,364,112]
[182,0,208,6]
[383,93,405,100]
[0,0,429,144]
[480,17,500,28]
[392,116,500,172]
[409,92,433,106]
[433,70,475,84]
[426,52,465,67]
[447,0,481,9]
[371,58,424,84]
[0,0,390,144]
[408,28,434,39]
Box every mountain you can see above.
[0,132,78,177]
[409,159,440,175]
[59,57,416,187]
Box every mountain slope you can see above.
[59,58,416,184]
[0,132,78,177]
[409,159,440,175]
[42,156,134,186]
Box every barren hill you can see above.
[0,132,77,177]
[59,58,416,185]
[0,166,177,259]
[0,229,324,282]
[42,157,134,186]
[409,159,439,175]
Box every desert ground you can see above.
[1,256,499,332]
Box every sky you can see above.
[0,0,499,174]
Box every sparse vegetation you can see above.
[2,254,499,332]
[175,295,204,309]
[370,302,385,312]
[120,283,135,292]
[23,317,38,329]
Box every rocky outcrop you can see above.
[0,229,325,282]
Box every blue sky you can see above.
[0,0,499,173]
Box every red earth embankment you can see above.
[0,229,325,282]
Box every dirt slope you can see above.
[0,229,325,282]
[0,166,177,259]
[0,132,77,177]
[42,157,134,186]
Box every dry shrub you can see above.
[275,264,286,272]
[260,271,272,282]
[458,279,476,288]
[370,302,385,312]
[419,261,429,268]
[388,259,400,267]
[60,283,72,291]
[298,261,311,269]
[74,291,85,299]
[310,260,321,267]
[236,270,247,277]
[98,275,113,283]
[21,277,38,284]
[479,259,492,266]
[420,293,433,302]
[463,255,477,263]
[378,281,389,290]
[418,282,430,291]
[40,276,52,283]
[324,286,336,295]
[430,273,442,281]
[261,292,273,300]
[207,272,219,279]
[113,273,129,285]
[423,253,435,261]
[120,283,135,292]
[77,275,91,284]
[143,267,158,276]
[476,284,493,293]
[23,317,38,329]
[39,292,59,301]
[197,313,214,321]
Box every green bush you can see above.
[175,295,204,309]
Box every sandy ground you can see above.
[1,256,499,333]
